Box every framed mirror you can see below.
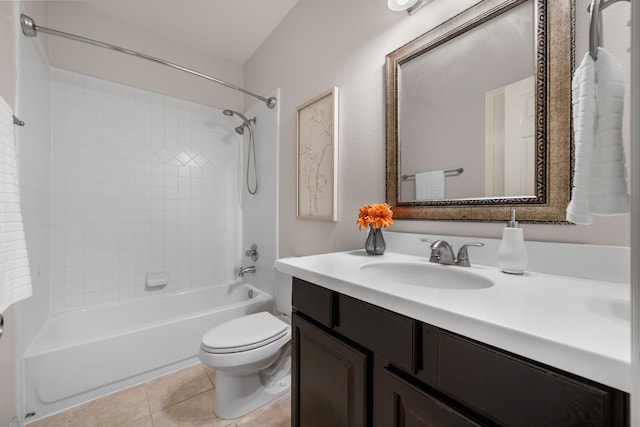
[385,0,574,222]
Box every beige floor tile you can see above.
[26,365,289,427]
[27,411,71,427]
[151,390,233,427]
[235,392,291,427]
[146,363,214,414]
[69,384,150,427]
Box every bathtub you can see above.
[24,283,273,419]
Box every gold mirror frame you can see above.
[385,0,574,222]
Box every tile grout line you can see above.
[142,381,155,427]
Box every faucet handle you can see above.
[245,243,259,261]
[455,242,485,267]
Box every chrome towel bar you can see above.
[402,167,464,181]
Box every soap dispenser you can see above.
[497,209,528,275]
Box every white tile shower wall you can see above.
[50,68,242,311]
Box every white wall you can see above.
[244,0,632,258]
[0,3,18,424]
[46,2,244,111]
[0,305,17,427]
[240,90,281,299]
[50,68,242,311]
[630,0,639,421]
[0,2,17,109]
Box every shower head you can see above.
[222,109,255,135]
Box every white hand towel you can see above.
[0,97,32,313]
[415,171,445,201]
[590,48,630,215]
[566,48,629,224]
[566,52,596,224]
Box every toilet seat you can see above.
[201,312,289,354]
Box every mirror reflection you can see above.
[386,0,574,222]
[398,0,535,202]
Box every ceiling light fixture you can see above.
[387,0,433,15]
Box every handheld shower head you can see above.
[222,109,256,135]
[222,109,250,123]
[221,107,259,195]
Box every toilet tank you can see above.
[273,274,292,316]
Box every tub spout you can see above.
[239,265,256,277]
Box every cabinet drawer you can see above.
[292,278,334,328]
[382,368,482,427]
[335,294,416,372]
[439,332,620,427]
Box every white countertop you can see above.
[275,250,631,392]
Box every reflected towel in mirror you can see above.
[415,171,445,201]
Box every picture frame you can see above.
[296,87,339,221]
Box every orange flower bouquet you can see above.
[357,203,393,255]
[357,203,394,230]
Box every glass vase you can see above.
[365,224,386,255]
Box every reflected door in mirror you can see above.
[485,75,536,197]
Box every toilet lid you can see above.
[201,312,289,354]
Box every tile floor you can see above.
[27,363,291,427]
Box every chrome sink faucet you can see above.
[420,238,484,267]
[429,240,456,265]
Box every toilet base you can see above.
[213,370,291,419]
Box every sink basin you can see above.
[360,261,494,290]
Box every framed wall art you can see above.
[296,87,339,221]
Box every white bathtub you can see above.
[24,283,273,420]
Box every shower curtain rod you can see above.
[19,14,277,109]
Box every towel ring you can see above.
[588,0,631,60]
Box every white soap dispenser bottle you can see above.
[498,209,528,275]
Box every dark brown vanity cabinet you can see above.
[291,277,629,427]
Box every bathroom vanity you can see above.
[275,242,630,427]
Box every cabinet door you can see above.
[292,313,368,427]
[382,368,483,427]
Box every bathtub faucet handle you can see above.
[245,243,259,262]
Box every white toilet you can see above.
[199,281,292,419]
